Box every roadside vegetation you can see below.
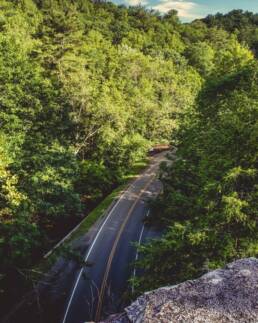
[134,43,258,294]
[0,0,257,316]
[39,157,148,272]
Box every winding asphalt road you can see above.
[62,153,167,323]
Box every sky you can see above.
[112,0,258,22]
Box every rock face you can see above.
[104,258,258,323]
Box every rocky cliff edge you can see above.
[103,258,258,323]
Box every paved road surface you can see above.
[62,153,167,323]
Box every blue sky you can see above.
[112,0,258,22]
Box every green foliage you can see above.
[0,0,256,315]
[202,10,258,57]
[134,63,258,293]
[185,41,215,76]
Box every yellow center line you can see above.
[94,172,156,321]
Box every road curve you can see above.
[62,153,167,323]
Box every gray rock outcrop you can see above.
[104,258,258,323]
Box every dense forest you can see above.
[0,0,257,317]
[202,10,258,56]
[134,62,258,291]
[134,11,258,292]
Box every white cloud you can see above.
[126,0,148,6]
[151,0,201,19]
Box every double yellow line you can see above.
[95,173,155,321]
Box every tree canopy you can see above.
[134,61,258,293]
[0,0,256,317]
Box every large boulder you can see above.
[104,258,258,322]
